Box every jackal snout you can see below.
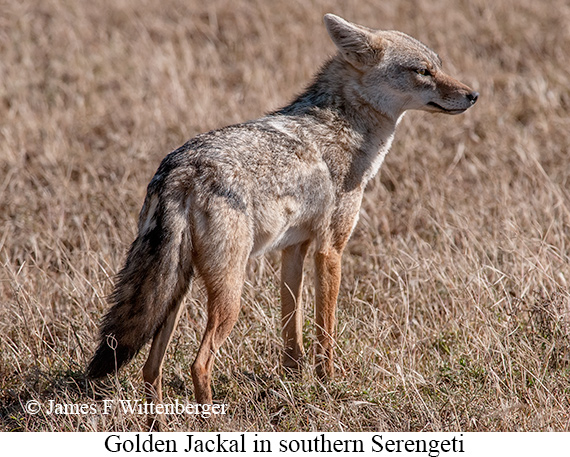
[426,71,479,115]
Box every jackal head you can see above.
[324,14,478,120]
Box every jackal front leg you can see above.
[280,242,310,375]
[314,248,342,380]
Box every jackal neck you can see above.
[276,56,399,186]
[280,56,398,137]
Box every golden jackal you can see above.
[87,14,478,410]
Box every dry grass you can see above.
[1,0,570,432]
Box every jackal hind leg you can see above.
[143,299,186,431]
[191,253,248,406]
[280,241,310,376]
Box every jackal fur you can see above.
[87,14,478,415]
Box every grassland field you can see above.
[1,0,569,431]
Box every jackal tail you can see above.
[86,196,193,379]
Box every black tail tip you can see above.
[85,342,134,379]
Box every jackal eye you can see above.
[416,68,431,77]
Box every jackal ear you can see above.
[324,14,384,68]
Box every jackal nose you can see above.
[467,91,479,105]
